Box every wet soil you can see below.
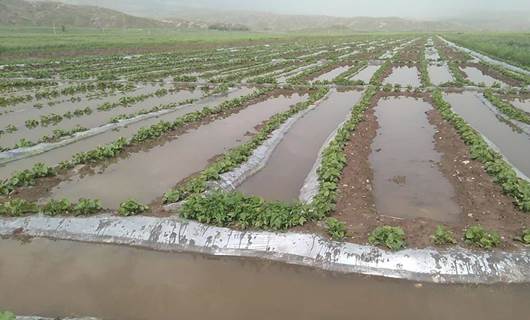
[311,92,530,249]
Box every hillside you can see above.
[0,0,190,29]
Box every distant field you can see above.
[0,27,284,62]
[443,33,530,70]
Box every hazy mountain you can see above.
[0,0,201,29]
[6,0,530,31]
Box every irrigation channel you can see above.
[444,91,530,178]
[0,87,255,179]
[43,92,307,208]
[237,90,362,201]
[1,238,529,320]
[370,96,460,222]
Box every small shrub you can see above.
[368,226,406,251]
[0,199,39,217]
[325,218,347,241]
[42,199,71,216]
[118,199,149,216]
[432,225,457,245]
[516,229,530,245]
[73,198,102,216]
[464,225,501,249]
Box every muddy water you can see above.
[383,66,421,87]
[1,238,529,320]
[45,93,307,208]
[0,88,255,180]
[428,64,454,85]
[0,88,203,148]
[461,67,506,87]
[349,65,379,83]
[510,98,530,114]
[445,92,530,177]
[238,90,362,201]
[311,65,350,82]
[370,97,460,222]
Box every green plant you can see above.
[73,198,102,216]
[368,226,407,251]
[42,199,72,216]
[0,311,15,320]
[325,218,347,241]
[0,198,39,216]
[432,225,457,245]
[464,225,501,249]
[181,191,308,230]
[118,199,149,216]
[516,229,530,245]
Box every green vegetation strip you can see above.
[432,89,530,212]
[483,89,530,124]
[172,86,378,231]
[419,46,432,87]
[333,62,368,86]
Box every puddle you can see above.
[428,64,454,85]
[383,66,421,87]
[1,238,529,320]
[45,93,307,208]
[370,97,460,222]
[460,67,506,87]
[349,65,379,83]
[445,92,530,178]
[237,90,362,201]
[311,66,350,82]
[0,87,255,180]
[510,98,530,114]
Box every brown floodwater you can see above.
[511,98,530,114]
[0,238,529,320]
[45,93,307,208]
[428,64,454,85]
[237,90,362,201]
[348,65,379,83]
[0,88,203,148]
[311,65,350,82]
[445,92,530,178]
[0,87,255,180]
[383,66,421,87]
[461,67,506,87]
[369,96,460,222]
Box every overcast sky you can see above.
[176,0,530,18]
[61,0,530,19]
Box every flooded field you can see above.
[428,64,454,85]
[238,90,362,201]
[369,97,460,221]
[44,93,307,208]
[461,66,506,87]
[383,66,421,87]
[0,87,255,179]
[1,238,529,320]
[445,92,530,178]
[311,65,350,82]
[349,65,379,83]
[510,98,530,114]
